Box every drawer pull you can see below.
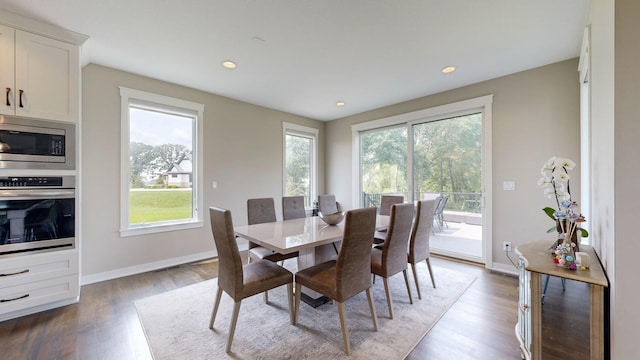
[1,294,29,303]
[5,87,10,106]
[0,269,30,277]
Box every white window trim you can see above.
[351,95,493,267]
[282,122,319,209]
[119,86,204,237]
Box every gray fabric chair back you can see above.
[335,207,377,302]
[409,200,436,264]
[282,196,306,220]
[247,198,277,225]
[379,195,404,216]
[209,207,244,301]
[380,203,414,276]
[318,194,338,214]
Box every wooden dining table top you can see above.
[234,214,389,254]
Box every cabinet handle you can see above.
[0,294,29,303]
[18,89,24,108]
[5,88,9,106]
[0,269,29,277]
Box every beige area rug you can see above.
[135,262,476,359]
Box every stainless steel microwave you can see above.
[0,116,76,170]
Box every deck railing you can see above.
[363,191,482,214]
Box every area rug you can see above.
[135,262,476,359]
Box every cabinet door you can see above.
[0,24,14,116]
[14,30,79,122]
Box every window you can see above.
[283,122,318,208]
[120,87,204,236]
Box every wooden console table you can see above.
[515,241,608,360]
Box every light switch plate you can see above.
[503,181,515,191]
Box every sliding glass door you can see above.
[411,113,483,261]
[353,95,492,266]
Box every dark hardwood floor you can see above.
[1,254,586,359]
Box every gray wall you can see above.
[590,0,640,357]
[325,59,581,269]
[81,64,324,280]
[613,1,640,355]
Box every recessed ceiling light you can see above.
[222,60,236,69]
[441,66,456,74]
[336,101,345,107]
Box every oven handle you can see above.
[0,189,75,199]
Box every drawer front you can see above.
[0,274,79,314]
[0,250,78,287]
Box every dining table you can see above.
[234,214,389,306]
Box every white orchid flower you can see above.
[558,158,576,170]
[537,176,552,188]
[554,171,570,182]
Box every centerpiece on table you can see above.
[537,156,588,269]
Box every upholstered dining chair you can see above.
[208,207,294,354]
[374,195,404,243]
[318,194,339,214]
[408,199,437,299]
[247,198,299,303]
[294,207,378,355]
[246,198,298,264]
[379,195,404,216]
[371,202,414,319]
[282,196,307,220]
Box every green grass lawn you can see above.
[130,189,192,224]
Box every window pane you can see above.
[129,107,194,225]
[360,126,407,208]
[412,113,482,211]
[285,134,312,207]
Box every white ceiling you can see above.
[0,0,590,121]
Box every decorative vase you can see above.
[555,219,580,253]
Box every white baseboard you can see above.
[488,261,519,276]
[81,250,217,285]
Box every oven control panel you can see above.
[0,176,68,188]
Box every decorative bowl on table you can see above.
[318,211,345,225]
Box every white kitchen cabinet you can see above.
[0,249,79,321]
[0,23,79,122]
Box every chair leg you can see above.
[287,283,294,325]
[410,262,422,300]
[426,258,436,288]
[264,291,269,304]
[294,283,302,325]
[226,301,242,353]
[382,277,394,319]
[337,301,351,356]
[403,269,413,305]
[366,288,379,331]
[209,287,223,329]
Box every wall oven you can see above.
[0,116,76,170]
[0,176,75,256]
